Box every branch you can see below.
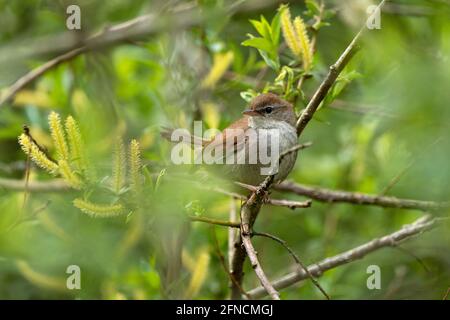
[253,231,330,300]
[228,198,239,271]
[230,0,388,299]
[0,176,310,209]
[247,215,441,299]
[188,215,239,228]
[295,0,387,136]
[0,0,276,107]
[275,181,450,211]
[230,176,271,299]
[0,178,70,192]
[0,47,87,107]
[214,187,311,209]
[240,188,280,300]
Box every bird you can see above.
[162,93,299,186]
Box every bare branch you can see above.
[215,186,311,209]
[247,215,440,299]
[228,198,238,271]
[240,197,280,300]
[275,181,450,211]
[230,0,388,299]
[0,0,276,107]
[0,176,311,209]
[295,0,387,136]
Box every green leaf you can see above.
[249,19,267,38]
[305,0,321,16]
[270,11,281,46]
[241,36,273,53]
[260,15,272,41]
[258,50,280,71]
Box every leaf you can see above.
[305,0,321,16]
[241,37,273,54]
[258,50,280,71]
[260,15,272,41]
[270,10,281,46]
[249,19,268,39]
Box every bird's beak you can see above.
[242,109,260,116]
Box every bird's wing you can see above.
[203,117,251,163]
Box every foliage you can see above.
[0,0,449,300]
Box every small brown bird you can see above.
[162,93,298,186]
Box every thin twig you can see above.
[379,137,443,196]
[0,47,86,106]
[443,287,450,300]
[253,231,330,300]
[188,215,240,228]
[247,215,439,299]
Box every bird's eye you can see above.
[264,106,273,114]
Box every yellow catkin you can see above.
[65,116,87,173]
[184,249,210,299]
[112,138,126,194]
[48,111,69,161]
[280,6,302,58]
[16,260,66,292]
[58,160,82,189]
[129,139,142,200]
[201,51,234,89]
[18,133,58,174]
[73,198,124,218]
[294,16,312,71]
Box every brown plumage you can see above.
[161,93,299,185]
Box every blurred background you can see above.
[0,0,449,299]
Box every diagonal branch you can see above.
[230,0,388,300]
[296,0,387,136]
[0,0,276,107]
[247,215,441,299]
